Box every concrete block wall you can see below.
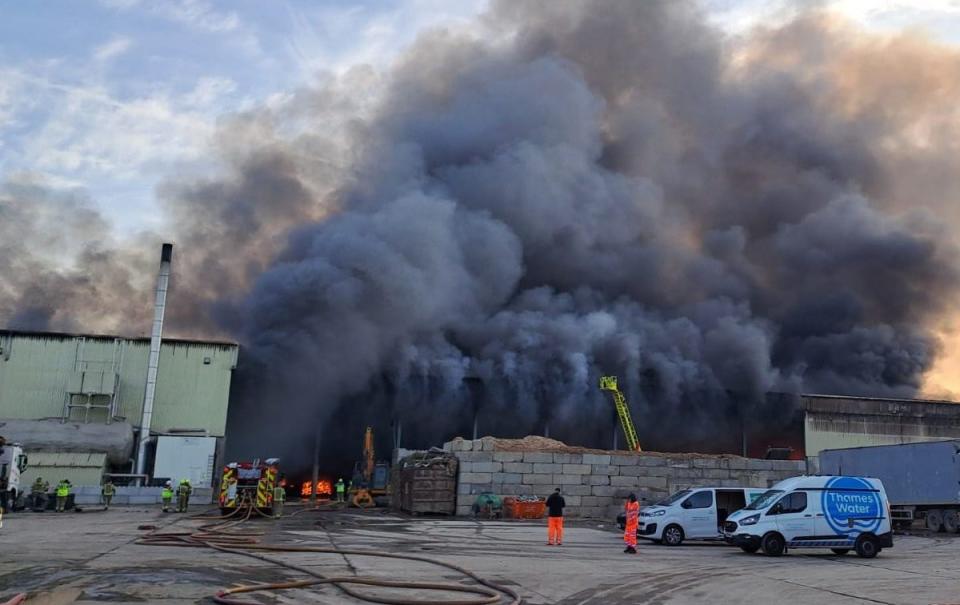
[70,486,215,506]
[445,439,807,518]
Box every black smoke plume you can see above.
[3,2,960,470]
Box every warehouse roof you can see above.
[802,393,960,417]
[0,328,238,348]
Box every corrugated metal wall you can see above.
[803,394,960,459]
[0,331,238,436]
[20,452,108,487]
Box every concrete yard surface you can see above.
[1,506,958,604]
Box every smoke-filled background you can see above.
[3,1,960,471]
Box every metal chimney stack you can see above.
[135,243,173,481]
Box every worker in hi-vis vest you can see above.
[101,480,116,510]
[273,486,285,518]
[161,481,174,512]
[335,478,346,503]
[55,479,72,512]
[623,493,640,554]
[176,479,192,513]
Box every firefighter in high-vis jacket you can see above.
[55,479,72,512]
[31,477,49,511]
[161,481,173,512]
[176,479,192,513]
[101,480,116,510]
[273,485,285,518]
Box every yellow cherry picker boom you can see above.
[599,375,642,452]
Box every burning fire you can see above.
[301,480,333,497]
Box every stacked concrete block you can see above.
[71,486,214,506]
[447,438,809,518]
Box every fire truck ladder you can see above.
[599,375,642,452]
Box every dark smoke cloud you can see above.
[3,2,959,465]
[0,177,156,333]
[222,1,959,465]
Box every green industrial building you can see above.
[0,329,238,491]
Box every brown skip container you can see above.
[396,455,458,515]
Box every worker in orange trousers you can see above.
[546,488,566,545]
[624,492,639,554]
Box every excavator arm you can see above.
[599,375,642,452]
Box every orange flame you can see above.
[301,480,332,497]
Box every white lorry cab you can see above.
[0,441,28,512]
[724,475,893,558]
[620,487,767,546]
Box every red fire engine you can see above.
[218,458,281,515]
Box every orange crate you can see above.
[510,499,546,519]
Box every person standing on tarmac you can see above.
[31,477,49,511]
[101,480,116,510]
[335,478,346,503]
[546,488,566,545]
[55,479,71,512]
[176,479,192,513]
[273,485,285,518]
[623,493,640,554]
[161,481,173,512]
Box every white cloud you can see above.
[100,0,240,33]
[703,0,960,44]
[93,36,133,62]
[284,0,486,79]
[184,76,237,107]
[155,0,240,33]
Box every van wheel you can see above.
[855,535,879,559]
[662,524,684,546]
[830,548,850,555]
[740,545,760,553]
[761,532,785,557]
[926,509,944,532]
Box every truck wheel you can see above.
[740,544,760,554]
[855,534,879,559]
[830,548,850,555]
[662,524,684,546]
[761,532,785,557]
[926,509,944,532]
[942,510,959,534]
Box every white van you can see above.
[724,475,893,558]
[619,487,767,546]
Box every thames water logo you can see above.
[822,476,882,536]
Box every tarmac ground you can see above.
[1,504,958,605]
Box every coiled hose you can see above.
[138,495,522,605]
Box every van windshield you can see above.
[744,489,783,510]
[655,489,692,506]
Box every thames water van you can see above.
[618,487,767,545]
[724,475,893,558]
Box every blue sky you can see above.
[1,0,958,234]
[0,0,486,231]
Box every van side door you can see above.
[681,490,716,538]
[769,491,814,543]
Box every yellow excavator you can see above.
[599,375,642,452]
[350,427,390,508]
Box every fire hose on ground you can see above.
[137,494,522,605]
